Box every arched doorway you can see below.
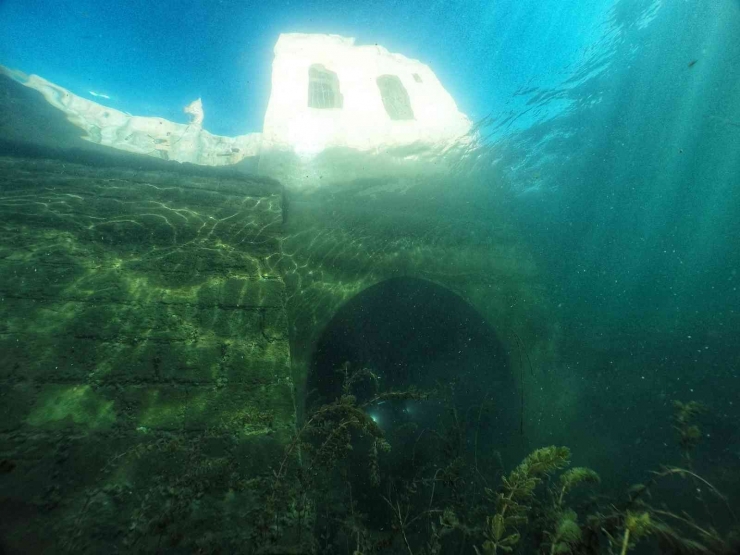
[307,276,518,443]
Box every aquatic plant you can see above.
[539,466,601,555]
[466,399,738,555]
[88,382,737,555]
[618,510,653,555]
[477,446,571,554]
[261,361,430,550]
[672,400,705,468]
[579,400,735,555]
[556,466,601,508]
[548,509,582,555]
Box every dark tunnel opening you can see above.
[305,277,522,530]
[309,277,513,399]
[307,277,519,459]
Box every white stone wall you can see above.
[261,33,472,156]
[3,67,261,166]
[4,34,474,184]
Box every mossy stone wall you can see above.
[280,178,560,419]
[0,156,562,553]
[0,157,294,552]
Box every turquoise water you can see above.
[1,0,739,553]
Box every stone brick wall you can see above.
[281,178,560,401]
[0,156,562,553]
[0,157,294,552]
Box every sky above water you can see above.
[0,0,615,136]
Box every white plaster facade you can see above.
[261,33,472,156]
[4,33,474,185]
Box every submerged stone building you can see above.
[0,35,559,553]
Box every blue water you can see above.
[1,0,740,551]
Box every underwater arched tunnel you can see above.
[307,277,519,439]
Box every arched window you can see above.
[376,75,415,120]
[308,64,343,109]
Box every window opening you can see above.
[376,74,414,120]
[308,64,343,109]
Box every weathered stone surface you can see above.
[0,155,560,553]
[0,156,294,553]
[280,177,559,399]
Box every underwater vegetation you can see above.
[256,366,740,555]
[243,365,737,555]
[79,365,739,554]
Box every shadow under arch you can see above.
[307,277,518,434]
